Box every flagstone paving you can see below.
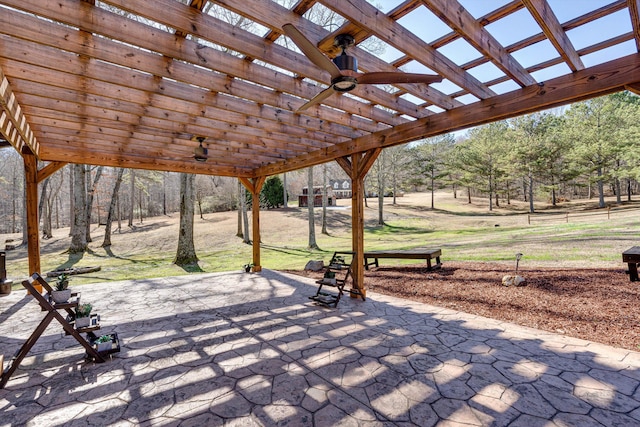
[1,270,640,426]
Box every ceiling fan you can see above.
[192,136,208,162]
[282,23,443,111]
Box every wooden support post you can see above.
[23,149,41,292]
[337,148,381,297]
[350,156,365,297]
[240,176,266,272]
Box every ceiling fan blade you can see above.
[357,72,442,85]
[297,86,337,111]
[282,23,342,80]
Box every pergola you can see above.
[1,0,640,293]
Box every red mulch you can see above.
[287,262,640,351]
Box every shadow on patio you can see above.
[1,269,639,426]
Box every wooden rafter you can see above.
[315,0,495,99]
[522,0,585,72]
[255,53,640,177]
[420,0,535,87]
[628,0,640,51]
[0,0,636,180]
[0,67,37,155]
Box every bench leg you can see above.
[629,262,639,282]
[427,258,432,270]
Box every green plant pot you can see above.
[51,289,71,303]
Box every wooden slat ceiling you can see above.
[1,0,639,178]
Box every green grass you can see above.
[4,194,638,289]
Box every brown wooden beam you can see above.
[255,53,640,177]
[420,0,535,87]
[522,0,585,72]
[316,0,495,99]
[0,66,38,154]
[37,161,67,183]
[239,176,267,271]
[628,0,640,51]
[22,149,41,286]
[336,149,380,295]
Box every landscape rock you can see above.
[304,260,324,271]
[502,275,525,287]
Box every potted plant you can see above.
[75,303,93,328]
[51,274,71,303]
[323,271,336,285]
[94,334,112,352]
[243,262,254,273]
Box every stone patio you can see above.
[1,270,640,426]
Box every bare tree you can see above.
[69,164,87,253]
[321,163,328,235]
[307,166,319,249]
[102,168,125,247]
[174,173,198,266]
[85,166,104,242]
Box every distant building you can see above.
[298,185,336,207]
[330,179,352,199]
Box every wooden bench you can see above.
[364,248,442,271]
[623,246,640,282]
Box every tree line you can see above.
[1,92,638,260]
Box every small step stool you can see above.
[310,251,364,307]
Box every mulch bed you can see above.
[287,262,640,351]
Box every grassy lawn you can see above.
[2,192,638,288]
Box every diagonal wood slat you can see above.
[522,0,585,72]
[0,67,37,154]
[420,0,536,87]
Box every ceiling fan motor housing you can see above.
[332,53,358,91]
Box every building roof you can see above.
[1,0,639,178]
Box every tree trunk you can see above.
[488,173,493,211]
[162,173,167,216]
[628,179,632,202]
[174,173,198,266]
[85,166,104,243]
[241,185,250,244]
[102,168,124,247]
[40,177,52,239]
[69,166,75,236]
[430,171,435,210]
[528,174,535,213]
[597,167,605,208]
[70,164,88,253]
[283,172,288,207]
[377,171,384,226]
[467,187,471,204]
[236,181,243,237]
[453,183,457,199]
[128,170,135,227]
[522,177,527,202]
[363,181,368,208]
[307,167,318,249]
[321,164,328,235]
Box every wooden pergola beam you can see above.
[628,0,640,51]
[239,176,267,271]
[37,161,67,183]
[522,0,585,72]
[22,149,40,283]
[219,0,459,111]
[316,0,495,99]
[336,149,381,294]
[0,67,38,155]
[255,53,640,177]
[420,0,536,87]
